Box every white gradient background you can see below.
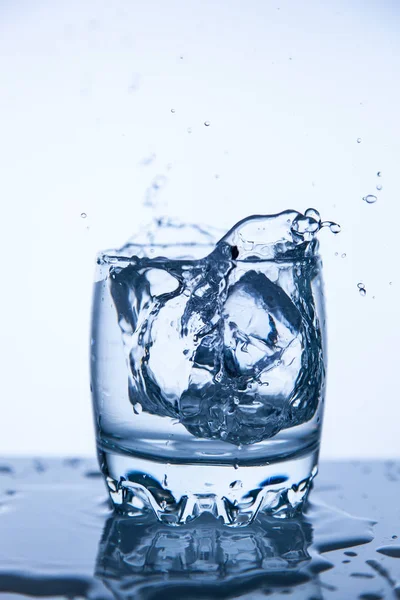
[0,0,399,457]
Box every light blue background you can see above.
[1,0,399,456]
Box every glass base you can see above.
[98,446,319,527]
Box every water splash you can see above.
[104,209,337,446]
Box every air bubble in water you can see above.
[376,184,383,191]
[363,195,377,204]
[81,212,87,218]
[204,121,210,127]
[357,283,366,296]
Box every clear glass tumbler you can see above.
[91,230,326,526]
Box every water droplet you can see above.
[357,137,362,143]
[234,397,240,405]
[393,535,398,539]
[180,55,183,59]
[377,171,382,177]
[357,283,366,296]
[305,208,321,221]
[187,127,192,133]
[81,212,87,218]
[335,252,338,256]
[330,223,341,234]
[163,474,168,487]
[204,121,210,127]
[363,195,377,204]
[389,281,393,285]
[341,253,346,258]
[376,184,383,191]
[344,551,358,557]
[133,402,142,414]
[234,462,239,470]
[170,108,175,113]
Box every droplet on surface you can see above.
[357,283,366,296]
[81,212,87,218]
[363,195,377,204]
[204,121,210,127]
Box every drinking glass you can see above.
[91,235,326,526]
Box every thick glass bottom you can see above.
[98,446,319,527]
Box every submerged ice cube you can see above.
[107,210,329,445]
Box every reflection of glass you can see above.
[96,511,322,600]
[91,213,327,525]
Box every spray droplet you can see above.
[330,223,341,234]
[377,171,382,177]
[357,137,362,143]
[81,212,87,218]
[357,283,366,296]
[376,184,383,191]
[389,281,392,286]
[335,252,338,256]
[363,195,377,204]
[171,108,176,113]
[163,474,168,487]
[204,121,210,127]
[187,127,192,133]
[341,253,346,258]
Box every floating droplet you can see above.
[363,195,377,204]
[330,223,341,234]
[376,184,383,191]
[81,212,87,218]
[377,171,382,177]
[170,108,175,113]
[357,283,366,296]
[341,253,346,258]
[204,121,210,127]
[357,137,362,143]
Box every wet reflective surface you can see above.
[0,459,399,599]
